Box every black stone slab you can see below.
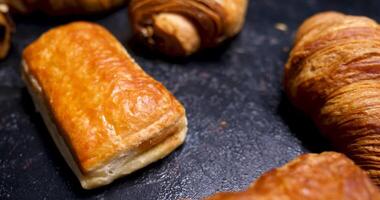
[1,0,379,199]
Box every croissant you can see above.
[0,4,12,59]
[284,12,380,185]
[1,0,127,15]
[128,0,248,57]
[206,152,380,200]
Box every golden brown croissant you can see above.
[284,12,380,185]
[1,0,127,15]
[128,0,248,57]
[0,3,12,59]
[206,152,380,200]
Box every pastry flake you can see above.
[22,21,187,189]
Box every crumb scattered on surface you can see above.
[269,38,279,45]
[282,46,290,52]
[219,120,228,129]
[275,23,288,32]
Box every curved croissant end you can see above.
[206,152,380,200]
[284,12,380,185]
[2,0,127,15]
[128,0,248,57]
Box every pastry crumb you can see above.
[275,23,288,32]
[0,4,8,13]
[219,120,228,129]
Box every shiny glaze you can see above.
[23,22,185,172]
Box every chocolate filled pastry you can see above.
[206,152,380,200]
[284,12,380,185]
[128,0,248,57]
[0,3,13,59]
[1,0,127,15]
[22,22,187,189]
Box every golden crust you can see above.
[206,152,380,200]
[22,22,187,188]
[284,12,380,185]
[128,0,248,56]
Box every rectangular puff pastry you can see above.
[22,22,187,189]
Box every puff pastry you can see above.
[22,21,187,189]
[128,0,248,57]
[284,12,380,185]
[1,0,127,15]
[206,152,380,200]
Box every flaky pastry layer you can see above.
[22,22,187,189]
[284,11,380,185]
[128,0,248,56]
[206,152,380,200]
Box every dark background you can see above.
[1,0,379,199]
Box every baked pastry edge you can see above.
[21,60,187,189]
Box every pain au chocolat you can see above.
[22,22,187,189]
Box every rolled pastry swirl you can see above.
[284,12,380,185]
[206,152,380,200]
[128,0,248,57]
[1,0,126,15]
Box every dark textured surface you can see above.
[0,0,380,199]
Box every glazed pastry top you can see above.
[23,22,185,172]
